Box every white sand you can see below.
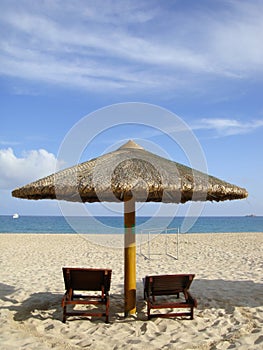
[0,232,262,350]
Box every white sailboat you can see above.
[13,213,19,219]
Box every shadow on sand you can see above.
[1,279,262,323]
[193,279,263,313]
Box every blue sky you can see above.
[1,0,263,217]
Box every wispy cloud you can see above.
[0,141,21,146]
[192,118,263,136]
[0,0,263,92]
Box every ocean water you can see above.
[0,215,262,234]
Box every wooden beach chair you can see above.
[62,267,112,323]
[143,274,197,320]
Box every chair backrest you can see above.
[145,274,195,296]
[63,267,112,292]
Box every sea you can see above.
[0,215,262,234]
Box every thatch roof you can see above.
[12,140,248,204]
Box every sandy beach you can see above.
[0,232,262,350]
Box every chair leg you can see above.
[106,301,109,323]
[62,306,67,323]
[190,307,194,320]
[147,299,151,320]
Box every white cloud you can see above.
[193,118,263,136]
[209,5,263,75]
[0,10,208,91]
[0,0,263,92]
[0,148,61,190]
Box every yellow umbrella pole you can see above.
[124,197,136,316]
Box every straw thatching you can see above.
[12,140,248,204]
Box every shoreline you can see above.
[1,232,262,349]
[0,230,262,234]
[2,216,263,235]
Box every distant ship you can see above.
[12,213,19,219]
[245,214,256,217]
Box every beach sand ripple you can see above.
[0,232,262,349]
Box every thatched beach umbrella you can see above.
[12,140,248,315]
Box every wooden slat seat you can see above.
[62,267,112,323]
[143,274,197,320]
